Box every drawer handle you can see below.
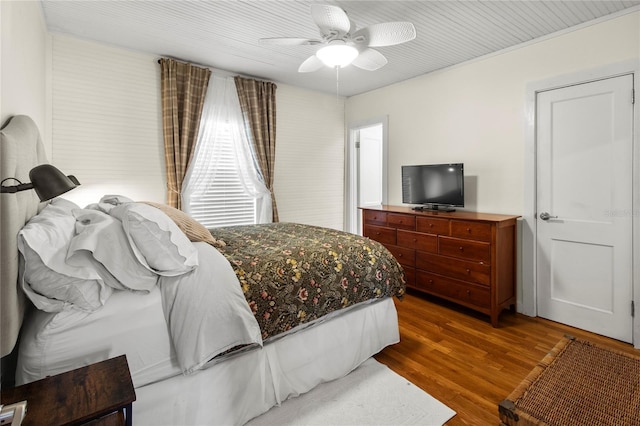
[459,246,464,251]
[467,228,471,233]
[466,268,471,274]
[466,290,471,295]
[413,238,417,242]
[429,223,434,228]
[428,279,434,284]
[376,232,381,235]
[398,253,403,257]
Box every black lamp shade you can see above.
[29,164,79,201]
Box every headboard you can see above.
[1,115,48,357]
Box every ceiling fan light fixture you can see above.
[261,5,414,73]
[316,42,359,68]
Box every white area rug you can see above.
[247,358,456,425]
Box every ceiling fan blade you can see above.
[298,55,324,73]
[351,48,388,71]
[352,22,416,47]
[348,18,358,34]
[259,37,320,46]
[310,4,351,37]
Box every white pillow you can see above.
[20,243,112,312]
[85,194,134,214]
[109,203,198,276]
[69,209,158,292]
[46,197,81,215]
[100,194,134,205]
[17,198,112,312]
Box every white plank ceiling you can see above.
[40,0,640,97]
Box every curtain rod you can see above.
[157,57,211,68]
[156,58,273,83]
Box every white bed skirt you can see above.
[133,297,399,426]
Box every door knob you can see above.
[539,212,557,221]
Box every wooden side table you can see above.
[1,355,136,426]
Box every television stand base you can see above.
[412,205,456,212]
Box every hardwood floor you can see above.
[374,289,638,425]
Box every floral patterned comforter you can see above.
[210,222,405,340]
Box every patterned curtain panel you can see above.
[234,76,279,222]
[159,58,211,209]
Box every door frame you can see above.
[345,116,389,234]
[522,60,640,347]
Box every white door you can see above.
[346,119,387,235]
[358,125,384,207]
[536,74,634,343]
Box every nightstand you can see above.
[1,355,136,426]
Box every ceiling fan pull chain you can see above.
[336,66,340,102]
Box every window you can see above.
[188,122,257,228]
[182,75,271,228]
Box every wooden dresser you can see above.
[361,205,519,326]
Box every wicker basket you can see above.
[498,335,640,426]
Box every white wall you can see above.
[275,85,345,229]
[51,35,164,207]
[346,12,640,216]
[0,1,49,156]
[50,35,346,229]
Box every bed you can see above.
[1,115,406,425]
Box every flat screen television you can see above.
[401,163,464,211]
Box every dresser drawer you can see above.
[387,244,415,267]
[364,224,396,246]
[450,220,492,242]
[397,230,437,253]
[439,236,491,262]
[415,271,490,308]
[415,252,490,286]
[388,213,416,230]
[416,217,450,235]
[363,210,387,226]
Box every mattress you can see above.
[17,286,181,387]
[17,284,399,388]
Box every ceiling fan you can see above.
[259,4,416,72]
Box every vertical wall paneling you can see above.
[51,35,164,207]
[275,85,345,230]
[1,1,48,153]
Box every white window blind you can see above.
[188,123,257,228]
